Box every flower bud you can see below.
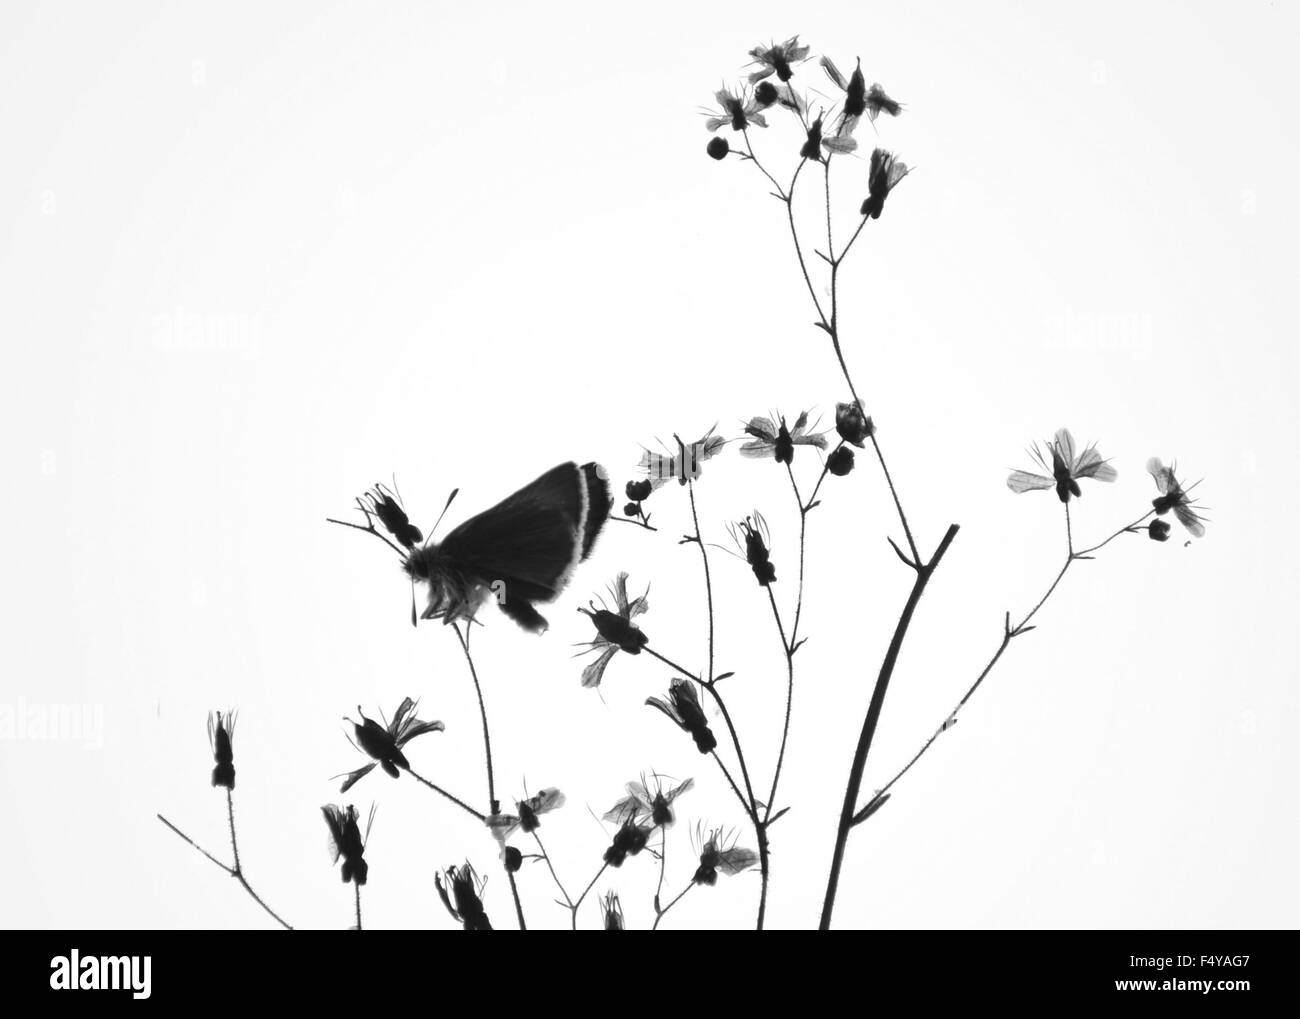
[835,401,875,447]
[827,446,856,476]
[625,478,653,502]
[1148,519,1172,542]
[707,136,730,160]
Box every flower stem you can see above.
[403,766,486,822]
[652,881,694,930]
[819,522,960,930]
[157,810,292,930]
[684,476,716,683]
[452,622,498,815]
[354,881,362,931]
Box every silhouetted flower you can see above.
[208,710,236,790]
[827,446,856,476]
[861,147,910,220]
[604,774,695,829]
[865,83,903,121]
[801,116,824,160]
[692,826,759,885]
[707,136,730,160]
[486,787,566,845]
[748,36,810,83]
[1147,458,1207,538]
[647,679,717,754]
[754,80,779,107]
[821,55,867,122]
[624,478,654,522]
[705,86,768,132]
[603,819,652,867]
[603,891,625,930]
[322,803,373,886]
[336,697,444,792]
[835,400,875,446]
[577,572,649,688]
[741,411,827,465]
[503,846,523,873]
[640,425,726,489]
[360,483,423,550]
[1007,428,1117,503]
[728,513,776,586]
[1148,519,1172,542]
[436,863,492,931]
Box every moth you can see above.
[333,462,611,633]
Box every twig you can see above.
[403,766,486,823]
[452,622,498,815]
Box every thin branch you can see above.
[157,809,292,930]
[652,881,694,930]
[452,622,498,815]
[820,522,960,929]
[403,766,487,823]
[763,586,794,825]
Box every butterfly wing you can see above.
[437,462,610,631]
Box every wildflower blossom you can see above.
[603,819,652,867]
[486,787,566,845]
[436,863,492,931]
[861,147,910,220]
[1007,428,1117,503]
[603,774,695,829]
[821,55,867,121]
[208,710,236,790]
[336,697,444,792]
[741,411,827,465]
[692,826,759,885]
[728,513,776,586]
[361,482,423,550]
[705,86,768,132]
[577,572,649,688]
[640,425,726,489]
[647,679,717,754]
[864,83,903,121]
[322,803,373,886]
[748,36,811,83]
[835,400,875,446]
[1147,458,1207,537]
[603,891,625,930]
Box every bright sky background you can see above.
[2,0,1297,930]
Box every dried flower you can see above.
[602,891,625,930]
[322,803,373,886]
[865,83,903,121]
[207,710,236,790]
[361,483,423,550]
[835,400,875,446]
[728,513,776,586]
[604,774,695,830]
[436,862,492,931]
[640,425,726,489]
[861,147,910,220]
[801,116,825,160]
[603,819,652,867]
[647,679,717,754]
[626,479,653,502]
[1148,519,1172,542]
[577,572,650,688]
[336,697,445,792]
[692,826,759,885]
[1007,428,1117,503]
[748,36,811,83]
[741,411,827,465]
[705,86,768,132]
[1147,458,1207,537]
[827,446,856,476]
[707,136,730,160]
[486,787,566,845]
[821,55,867,121]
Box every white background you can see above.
[2,0,1297,930]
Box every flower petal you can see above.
[1007,470,1054,494]
[580,645,619,689]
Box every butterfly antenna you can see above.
[426,487,460,540]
